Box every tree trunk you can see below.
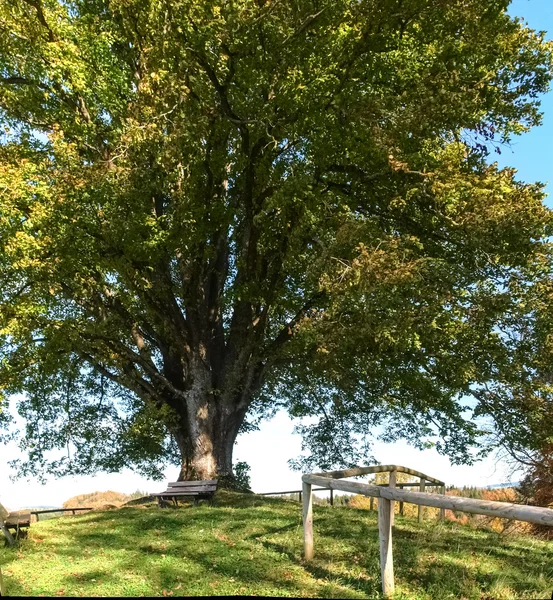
[170,365,250,486]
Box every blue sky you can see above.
[1,0,553,509]
[496,0,553,201]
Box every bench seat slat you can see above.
[155,490,216,497]
[164,485,217,492]
[165,486,217,491]
[156,492,213,498]
[5,510,31,528]
[167,480,218,488]
[4,517,31,528]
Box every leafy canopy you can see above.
[0,0,552,478]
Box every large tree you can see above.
[0,0,552,483]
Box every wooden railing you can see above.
[31,507,93,522]
[258,487,335,504]
[302,465,553,598]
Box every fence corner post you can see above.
[302,480,313,560]
[378,495,394,597]
[440,485,445,521]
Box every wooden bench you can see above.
[0,503,30,545]
[153,480,218,507]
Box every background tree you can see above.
[0,0,552,484]
[516,444,553,538]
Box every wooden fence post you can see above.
[398,484,404,516]
[418,479,426,522]
[440,485,445,521]
[0,567,5,596]
[330,488,334,506]
[389,468,397,526]
[370,496,374,511]
[303,481,314,560]
[378,496,394,597]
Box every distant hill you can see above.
[63,490,148,509]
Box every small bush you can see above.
[233,461,252,492]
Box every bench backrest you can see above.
[166,480,218,493]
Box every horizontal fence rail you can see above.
[258,487,335,505]
[301,465,553,598]
[303,475,553,526]
[257,487,329,496]
[312,464,444,486]
[31,507,93,521]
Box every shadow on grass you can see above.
[1,492,552,598]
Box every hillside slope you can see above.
[0,491,552,598]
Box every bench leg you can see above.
[0,522,15,547]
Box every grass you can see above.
[1,491,552,598]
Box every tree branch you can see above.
[265,291,326,358]
[22,0,57,42]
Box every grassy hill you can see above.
[1,491,552,598]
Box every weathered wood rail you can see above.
[302,465,553,597]
[31,507,93,521]
[258,487,335,504]
[261,464,445,513]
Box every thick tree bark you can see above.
[173,400,244,483]
[167,359,252,485]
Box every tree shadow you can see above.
[1,496,552,598]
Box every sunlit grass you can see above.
[1,490,552,598]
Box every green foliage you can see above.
[0,492,552,598]
[232,460,252,492]
[0,0,552,476]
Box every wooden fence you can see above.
[261,464,444,516]
[302,465,553,597]
[258,487,335,505]
[31,507,93,522]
